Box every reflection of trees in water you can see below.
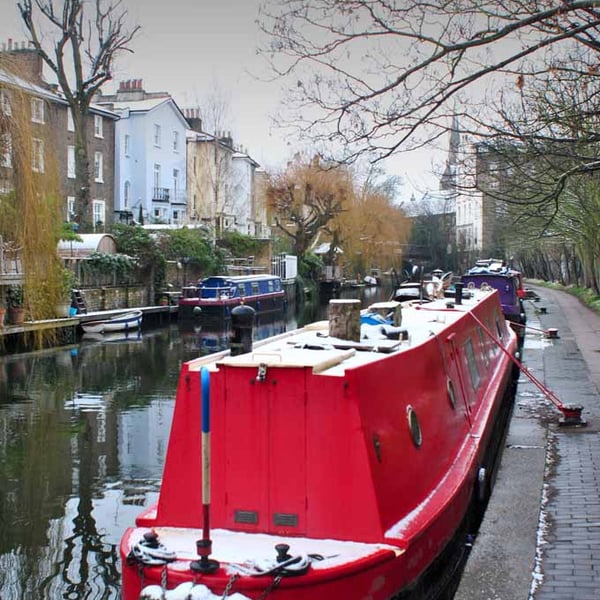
[0,332,180,599]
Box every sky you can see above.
[0,0,441,201]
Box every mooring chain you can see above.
[161,565,168,597]
[256,575,282,600]
[221,573,239,599]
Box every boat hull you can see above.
[121,290,518,600]
[178,293,286,320]
[80,310,142,334]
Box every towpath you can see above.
[455,284,600,600]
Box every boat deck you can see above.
[207,294,487,375]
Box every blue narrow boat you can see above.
[178,274,287,320]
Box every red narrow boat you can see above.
[120,286,518,600]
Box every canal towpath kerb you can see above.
[455,284,600,600]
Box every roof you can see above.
[57,233,117,258]
[0,69,118,119]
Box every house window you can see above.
[153,163,161,188]
[32,138,44,172]
[67,108,75,131]
[67,196,75,221]
[1,134,12,168]
[153,124,161,147]
[173,168,179,199]
[0,89,11,116]
[124,181,130,208]
[94,115,103,138]
[31,98,45,123]
[173,130,179,152]
[93,200,105,230]
[124,133,130,156]
[67,145,76,178]
[94,151,103,183]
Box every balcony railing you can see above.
[153,187,170,202]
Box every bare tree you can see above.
[259,1,600,163]
[17,0,140,230]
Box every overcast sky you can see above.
[0,0,440,200]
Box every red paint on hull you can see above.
[121,291,517,599]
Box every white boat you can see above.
[80,310,143,334]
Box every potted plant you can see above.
[57,268,77,317]
[0,296,6,328]
[7,285,25,325]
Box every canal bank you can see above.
[455,284,600,600]
[0,305,177,353]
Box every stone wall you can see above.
[79,285,149,312]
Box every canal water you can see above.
[0,286,387,599]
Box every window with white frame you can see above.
[173,168,179,200]
[93,200,105,229]
[0,89,11,116]
[153,124,161,147]
[31,97,44,123]
[153,163,161,189]
[173,130,179,152]
[67,145,76,178]
[94,151,103,182]
[124,133,130,156]
[67,108,74,131]
[124,181,131,208]
[32,138,44,172]
[1,134,12,168]
[67,196,75,221]
[94,115,103,138]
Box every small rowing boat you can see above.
[80,310,143,334]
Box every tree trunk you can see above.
[72,108,92,231]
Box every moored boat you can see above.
[179,274,286,320]
[80,310,142,334]
[121,287,518,600]
[461,259,526,344]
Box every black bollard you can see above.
[230,305,256,356]
[454,282,464,305]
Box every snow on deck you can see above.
[127,526,403,573]
[214,292,488,375]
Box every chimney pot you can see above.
[8,38,13,50]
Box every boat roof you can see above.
[185,288,500,377]
[202,274,281,283]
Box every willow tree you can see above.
[0,68,63,342]
[267,155,351,262]
[17,0,140,230]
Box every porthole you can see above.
[467,281,475,290]
[407,405,422,448]
[447,379,456,409]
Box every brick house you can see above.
[0,41,118,230]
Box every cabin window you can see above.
[447,379,457,409]
[268,280,274,292]
[407,406,422,448]
[495,317,504,340]
[274,279,281,291]
[251,282,260,294]
[477,328,490,367]
[463,338,481,390]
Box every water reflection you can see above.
[0,288,391,599]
